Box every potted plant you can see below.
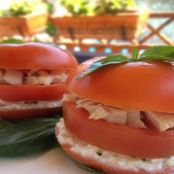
[49,0,149,41]
[0,0,48,38]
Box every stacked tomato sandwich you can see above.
[0,43,77,119]
[56,46,174,174]
[0,43,78,157]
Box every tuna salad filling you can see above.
[63,94,174,132]
[0,69,68,85]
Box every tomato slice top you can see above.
[67,60,174,113]
[64,101,174,158]
[0,43,78,70]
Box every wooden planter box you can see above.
[0,13,48,38]
[50,11,149,41]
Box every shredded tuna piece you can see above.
[65,94,174,132]
[0,69,68,86]
[4,70,23,85]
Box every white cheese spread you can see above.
[0,99,62,110]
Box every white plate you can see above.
[0,148,90,174]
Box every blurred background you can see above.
[0,0,173,62]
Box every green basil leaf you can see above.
[132,48,139,60]
[0,117,59,145]
[138,55,174,62]
[139,46,174,60]
[78,46,174,78]
[78,54,129,78]
[0,134,58,157]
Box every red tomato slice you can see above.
[63,101,174,158]
[0,84,66,101]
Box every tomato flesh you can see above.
[0,84,66,101]
[63,101,174,158]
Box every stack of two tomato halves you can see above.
[57,45,174,174]
[0,43,77,156]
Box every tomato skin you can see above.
[60,143,174,174]
[0,107,62,120]
[67,60,174,113]
[63,102,174,158]
[0,43,78,70]
[0,84,66,101]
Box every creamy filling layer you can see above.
[0,99,62,110]
[57,118,174,172]
[63,94,174,132]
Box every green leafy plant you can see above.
[0,10,3,17]
[45,22,58,37]
[60,0,90,16]
[45,1,54,14]
[78,46,174,78]
[2,0,47,17]
[60,0,136,16]
[93,0,137,15]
